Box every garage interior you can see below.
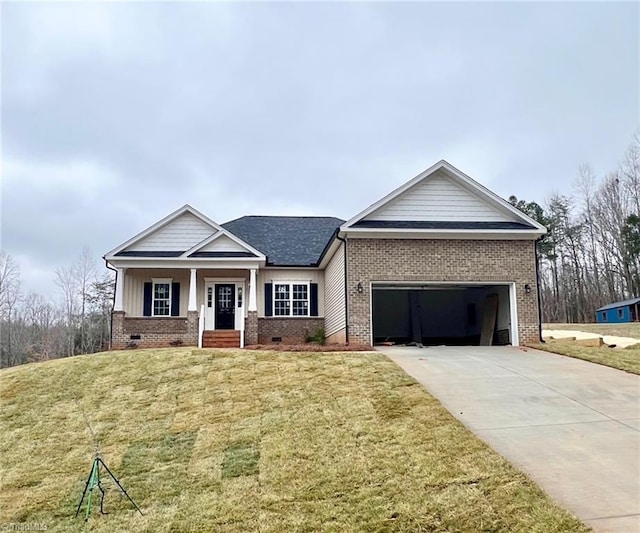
[372,284,512,346]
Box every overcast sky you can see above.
[2,1,638,295]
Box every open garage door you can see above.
[371,283,517,347]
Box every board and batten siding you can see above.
[123,269,190,317]
[324,243,346,338]
[365,170,514,222]
[129,213,215,252]
[257,269,325,318]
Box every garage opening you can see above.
[372,284,514,346]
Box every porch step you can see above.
[202,330,241,348]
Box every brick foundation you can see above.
[245,311,258,345]
[257,317,325,344]
[111,311,199,349]
[346,239,540,346]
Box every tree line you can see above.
[0,248,114,368]
[510,133,640,323]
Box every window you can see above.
[152,279,172,316]
[274,282,309,316]
[618,308,624,319]
[601,312,607,322]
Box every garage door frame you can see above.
[369,281,519,346]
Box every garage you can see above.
[371,282,517,346]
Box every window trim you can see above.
[272,281,310,317]
[151,278,172,317]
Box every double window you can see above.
[274,282,309,316]
[152,279,172,317]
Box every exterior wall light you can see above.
[357,282,363,294]
[524,284,531,294]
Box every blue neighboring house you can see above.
[596,297,640,323]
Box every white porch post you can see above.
[188,268,198,312]
[249,269,257,311]
[114,268,126,311]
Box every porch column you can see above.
[114,268,126,311]
[249,269,257,311]
[188,268,198,312]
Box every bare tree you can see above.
[73,247,97,354]
[0,253,22,366]
[54,265,78,357]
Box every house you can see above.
[595,298,640,323]
[104,160,547,349]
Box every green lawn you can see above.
[0,348,588,532]
[544,322,640,339]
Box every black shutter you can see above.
[265,283,273,316]
[143,282,152,316]
[310,283,319,316]
[171,282,180,316]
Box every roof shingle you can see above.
[222,216,344,266]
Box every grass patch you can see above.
[221,441,260,478]
[0,347,588,532]
[544,322,640,339]
[531,341,640,375]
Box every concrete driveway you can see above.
[380,346,640,532]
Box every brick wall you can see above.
[257,317,325,344]
[111,311,199,349]
[245,311,258,345]
[346,238,540,346]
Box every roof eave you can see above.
[341,227,546,240]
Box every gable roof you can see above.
[342,160,546,235]
[182,228,265,259]
[105,205,264,261]
[596,297,640,312]
[222,216,344,266]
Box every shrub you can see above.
[304,327,326,346]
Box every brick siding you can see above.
[346,239,540,346]
[257,317,325,344]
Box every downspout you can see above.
[336,234,349,344]
[104,258,117,350]
[534,237,544,343]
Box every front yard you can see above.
[530,340,640,375]
[0,348,587,532]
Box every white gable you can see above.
[364,169,516,223]
[126,212,215,252]
[198,234,249,253]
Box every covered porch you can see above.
[111,266,260,349]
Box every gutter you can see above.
[336,234,349,344]
[534,237,544,343]
[104,257,118,350]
